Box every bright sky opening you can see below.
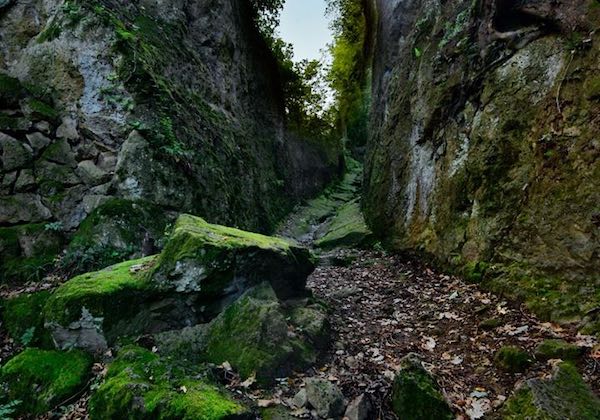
[278,0,333,62]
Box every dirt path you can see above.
[253,249,600,419]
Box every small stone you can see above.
[15,169,35,191]
[479,318,503,330]
[33,120,51,134]
[76,160,109,186]
[1,170,17,193]
[305,378,345,418]
[292,388,308,408]
[344,394,372,420]
[97,152,117,172]
[26,132,51,154]
[1,132,32,171]
[56,117,79,141]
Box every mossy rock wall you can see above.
[0,0,342,283]
[364,0,600,330]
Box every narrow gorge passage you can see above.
[260,165,600,419]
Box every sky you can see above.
[278,0,333,62]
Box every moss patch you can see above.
[391,354,454,420]
[315,199,373,249]
[1,291,51,347]
[0,348,92,416]
[494,346,532,373]
[89,345,246,419]
[44,256,158,330]
[201,284,316,384]
[502,363,600,419]
[534,339,583,362]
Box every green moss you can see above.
[494,346,532,373]
[502,363,600,419]
[202,285,314,384]
[478,317,503,330]
[0,348,92,416]
[1,291,51,346]
[154,214,312,299]
[534,339,583,362]
[315,199,373,249]
[89,345,246,419]
[463,261,489,283]
[391,355,454,420]
[26,98,59,120]
[44,256,158,327]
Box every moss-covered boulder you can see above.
[534,339,584,362]
[315,199,373,249]
[89,346,249,420]
[152,214,314,301]
[202,284,318,383]
[502,363,600,419]
[0,223,63,284]
[494,346,532,373]
[44,256,161,353]
[1,290,51,347]
[0,348,92,416]
[391,353,453,420]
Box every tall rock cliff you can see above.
[0,0,341,281]
[364,0,600,329]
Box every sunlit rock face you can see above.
[0,0,341,282]
[364,0,600,327]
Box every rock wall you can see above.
[0,0,341,282]
[364,0,600,328]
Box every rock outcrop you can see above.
[364,0,600,330]
[0,0,342,283]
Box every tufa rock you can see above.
[534,339,584,362]
[344,393,373,420]
[304,378,345,418]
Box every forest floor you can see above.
[248,248,600,419]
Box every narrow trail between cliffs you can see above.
[255,164,600,420]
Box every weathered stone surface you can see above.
[0,193,51,224]
[14,168,35,191]
[304,378,346,418]
[56,116,79,141]
[1,132,32,171]
[75,160,109,186]
[364,0,600,331]
[502,363,600,419]
[152,214,314,301]
[391,354,453,420]
[345,394,373,420]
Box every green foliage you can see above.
[327,0,371,150]
[0,400,22,420]
[1,291,51,347]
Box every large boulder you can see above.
[43,256,163,353]
[0,348,92,416]
[152,214,314,302]
[156,283,329,384]
[391,354,454,420]
[502,362,600,419]
[42,215,317,353]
